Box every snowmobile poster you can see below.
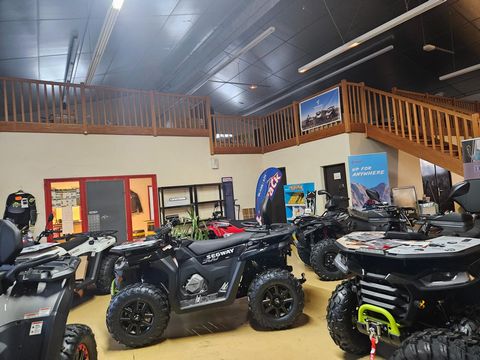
[299,86,341,132]
[255,167,282,224]
[348,152,390,209]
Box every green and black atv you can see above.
[327,179,480,359]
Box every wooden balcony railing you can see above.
[2,76,479,174]
[210,114,263,154]
[0,77,209,136]
[392,88,480,114]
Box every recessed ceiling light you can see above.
[249,84,258,90]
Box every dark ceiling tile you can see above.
[239,34,284,64]
[171,0,215,15]
[39,54,68,81]
[117,0,179,17]
[0,21,37,60]
[214,58,251,81]
[255,42,306,74]
[39,0,90,19]
[0,0,37,21]
[39,19,87,57]
[0,57,38,79]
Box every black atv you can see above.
[296,189,410,281]
[0,219,97,360]
[326,179,480,357]
[106,201,305,348]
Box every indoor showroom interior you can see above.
[2,0,480,359]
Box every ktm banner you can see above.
[255,167,282,224]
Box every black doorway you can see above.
[323,163,349,209]
[420,160,454,213]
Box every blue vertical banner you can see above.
[348,152,390,209]
[255,167,283,224]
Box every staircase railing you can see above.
[392,88,480,114]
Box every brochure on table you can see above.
[283,182,315,222]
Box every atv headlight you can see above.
[420,271,474,287]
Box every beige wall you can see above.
[0,133,262,232]
[0,131,466,234]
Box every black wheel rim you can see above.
[324,252,337,271]
[262,284,294,319]
[119,300,154,336]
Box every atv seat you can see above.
[57,234,90,252]
[425,212,474,231]
[188,232,253,255]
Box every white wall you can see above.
[0,133,262,232]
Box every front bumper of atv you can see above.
[357,304,402,346]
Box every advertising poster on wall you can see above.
[462,138,480,179]
[283,182,315,222]
[255,167,283,224]
[299,87,342,132]
[348,152,390,209]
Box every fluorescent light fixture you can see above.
[187,26,275,94]
[208,80,268,89]
[298,0,446,73]
[85,5,122,84]
[112,0,124,10]
[244,45,394,115]
[439,63,480,81]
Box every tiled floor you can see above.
[69,250,394,359]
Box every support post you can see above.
[292,101,300,145]
[150,91,157,136]
[80,82,87,133]
[205,97,214,155]
[359,82,368,129]
[340,79,351,133]
[473,113,480,138]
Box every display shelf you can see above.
[158,183,223,223]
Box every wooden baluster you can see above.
[428,107,435,150]
[73,86,79,124]
[51,84,56,124]
[372,92,378,127]
[437,111,445,153]
[36,83,41,123]
[366,90,372,125]
[2,79,8,122]
[405,102,412,141]
[463,116,469,139]
[102,89,107,126]
[420,105,427,147]
[412,103,420,143]
[132,92,138,127]
[399,100,405,138]
[59,85,64,122]
[392,97,399,135]
[89,88,94,126]
[445,114,453,157]
[454,115,461,160]
[43,83,49,123]
[28,82,33,123]
[275,112,280,143]
[385,96,392,133]
[66,84,71,124]
[80,83,87,133]
[472,113,480,138]
[341,80,351,132]
[19,81,25,122]
[379,94,385,130]
[11,81,17,122]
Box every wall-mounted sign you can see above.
[348,152,390,209]
[462,138,480,180]
[299,87,342,132]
